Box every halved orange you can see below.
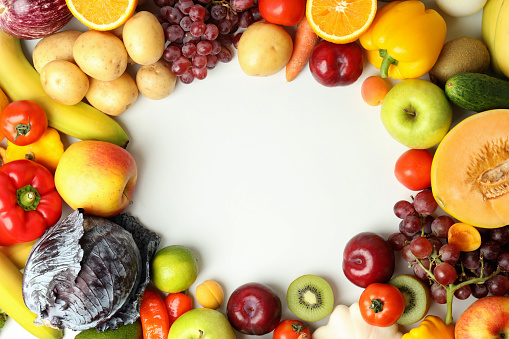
[306,0,377,44]
[66,0,138,31]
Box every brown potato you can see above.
[85,72,138,116]
[123,11,165,65]
[40,60,89,105]
[33,30,82,73]
[136,60,177,100]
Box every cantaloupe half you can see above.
[431,109,509,228]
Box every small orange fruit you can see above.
[306,0,377,44]
[65,0,137,31]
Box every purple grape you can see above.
[491,227,509,246]
[189,4,206,22]
[202,24,219,40]
[498,252,509,271]
[163,45,181,62]
[471,283,489,298]
[210,40,222,55]
[231,0,254,11]
[487,274,509,296]
[413,258,431,281]
[233,32,242,49]
[402,244,416,263]
[180,68,195,84]
[197,40,213,55]
[217,46,233,62]
[206,54,218,69]
[388,232,408,251]
[454,284,471,300]
[480,240,502,261]
[434,262,457,285]
[218,18,233,34]
[171,56,191,76]
[190,21,207,37]
[177,0,194,14]
[410,237,433,259]
[165,24,185,42]
[430,215,455,238]
[393,200,416,219]
[413,190,438,215]
[461,250,481,270]
[439,243,460,264]
[192,54,207,69]
[182,42,197,58]
[180,16,193,31]
[399,215,422,237]
[210,4,227,20]
[431,283,447,304]
[192,66,207,80]
[238,10,253,28]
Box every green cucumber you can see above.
[444,72,509,112]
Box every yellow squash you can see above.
[358,1,447,79]
[0,251,62,338]
[482,0,509,78]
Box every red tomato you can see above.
[0,100,48,146]
[394,149,434,191]
[273,319,311,339]
[165,292,193,327]
[258,0,305,27]
[359,283,405,327]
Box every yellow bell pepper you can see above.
[5,127,64,174]
[359,1,447,79]
[402,315,454,339]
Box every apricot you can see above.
[195,280,224,309]
[361,75,390,106]
[448,223,482,252]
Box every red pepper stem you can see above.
[379,49,398,78]
[369,298,384,313]
[16,185,41,211]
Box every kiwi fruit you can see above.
[388,274,431,326]
[286,274,334,322]
[429,36,490,87]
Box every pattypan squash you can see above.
[313,302,403,339]
[402,315,454,339]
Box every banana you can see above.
[0,251,63,339]
[0,30,129,148]
[482,0,509,78]
[0,240,36,269]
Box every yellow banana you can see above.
[0,240,36,269]
[482,0,509,78]
[0,251,63,339]
[0,30,129,148]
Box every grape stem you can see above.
[415,257,500,325]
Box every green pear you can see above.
[380,79,452,149]
[168,308,236,339]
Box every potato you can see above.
[33,30,82,73]
[73,30,128,81]
[123,11,165,65]
[238,21,293,77]
[40,60,89,105]
[85,72,138,116]
[136,60,177,100]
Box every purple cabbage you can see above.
[22,209,160,332]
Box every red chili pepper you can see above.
[140,289,170,339]
[0,159,62,246]
[165,292,192,327]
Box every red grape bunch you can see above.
[388,188,509,324]
[153,0,262,84]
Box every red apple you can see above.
[54,140,137,217]
[309,40,364,87]
[455,296,509,338]
[342,232,395,288]
[226,282,282,335]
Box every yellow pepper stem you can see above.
[379,49,398,78]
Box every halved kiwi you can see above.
[286,274,334,322]
[388,274,431,326]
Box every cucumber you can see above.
[444,72,509,112]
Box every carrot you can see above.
[286,15,320,82]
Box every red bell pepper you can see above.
[0,159,62,246]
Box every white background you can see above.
[1,1,485,337]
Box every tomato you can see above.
[394,149,434,191]
[165,292,192,327]
[258,0,305,27]
[0,100,48,146]
[359,283,405,327]
[273,319,311,339]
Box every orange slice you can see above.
[66,0,137,31]
[306,0,377,44]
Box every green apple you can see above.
[168,308,236,339]
[380,79,452,149]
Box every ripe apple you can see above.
[342,232,395,288]
[54,140,137,217]
[455,296,509,338]
[226,282,282,335]
[380,79,452,149]
[168,308,236,339]
[309,40,364,87]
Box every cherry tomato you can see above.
[359,283,405,327]
[273,319,311,339]
[0,100,48,146]
[258,0,305,27]
[165,292,192,327]
[394,149,434,191]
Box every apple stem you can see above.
[198,329,204,338]
[378,49,398,78]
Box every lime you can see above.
[151,245,198,293]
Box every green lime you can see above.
[151,245,198,293]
